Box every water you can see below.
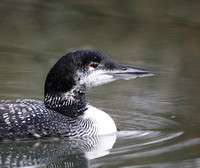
[0,0,200,167]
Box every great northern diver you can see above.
[0,50,156,140]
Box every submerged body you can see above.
[0,50,156,141]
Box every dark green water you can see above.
[1,1,200,167]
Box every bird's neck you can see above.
[44,90,87,118]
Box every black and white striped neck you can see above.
[44,90,87,118]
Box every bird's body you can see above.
[0,99,116,140]
[0,50,156,141]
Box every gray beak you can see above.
[109,64,157,80]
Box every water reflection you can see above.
[0,134,117,168]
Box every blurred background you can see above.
[0,0,200,167]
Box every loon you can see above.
[0,50,156,141]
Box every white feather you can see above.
[82,105,117,135]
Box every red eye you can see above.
[90,63,98,69]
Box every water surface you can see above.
[1,1,200,167]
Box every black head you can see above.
[45,50,120,95]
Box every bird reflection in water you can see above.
[0,133,116,168]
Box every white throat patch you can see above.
[78,70,115,88]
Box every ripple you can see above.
[114,130,184,156]
[91,130,200,167]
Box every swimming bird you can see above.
[0,50,156,141]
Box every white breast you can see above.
[81,105,117,136]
